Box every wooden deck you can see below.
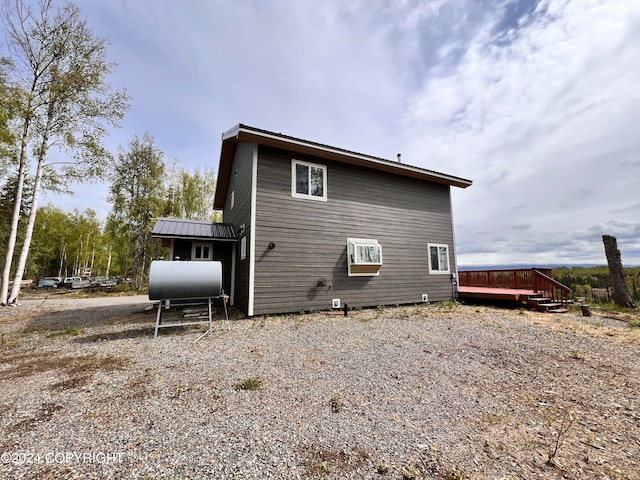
[457,268,572,312]
[457,286,540,302]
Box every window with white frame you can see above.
[428,243,450,273]
[347,238,382,276]
[240,236,247,260]
[231,190,235,209]
[292,160,327,201]
[192,243,212,261]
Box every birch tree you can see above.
[109,133,166,290]
[167,166,218,221]
[0,0,129,304]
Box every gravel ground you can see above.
[1,294,639,479]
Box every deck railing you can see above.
[532,269,572,307]
[458,268,553,290]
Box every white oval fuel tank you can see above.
[148,260,222,300]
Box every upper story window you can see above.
[292,160,327,201]
[192,243,212,261]
[428,243,450,274]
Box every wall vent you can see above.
[421,293,429,302]
[332,298,341,309]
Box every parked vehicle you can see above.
[37,277,61,288]
[89,276,117,288]
[58,277,90,289]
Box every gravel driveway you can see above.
[1,295,639,479]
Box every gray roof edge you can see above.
[227,124,472,188]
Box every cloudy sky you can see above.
[31,0,640,265]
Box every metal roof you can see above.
[214,124,472,209]
[151,217,236,241]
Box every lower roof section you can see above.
[151,217,236,241]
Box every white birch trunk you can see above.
[106,244,112,277]
[8,154,45,304]
[0,121,31,305]
[7,105,53,304]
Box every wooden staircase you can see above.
[523,293,569,313]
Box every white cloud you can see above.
[33,0,640,265]
[402,0,640,264]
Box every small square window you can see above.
[428,244,450,274]
[292,160,327,201]
[347,238,382,276]
[192,243,212,261]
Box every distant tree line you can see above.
[553,266,640,303]
[0,139,218,290]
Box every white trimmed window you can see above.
[347,238,382,276]
[192,243,212,261]
[292,160,327,201]
[240,236,247,260]
[231,190,235,209]
[428,243,450,274]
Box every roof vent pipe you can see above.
[397,153,402,163]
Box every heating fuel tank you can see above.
[148,260,223,300]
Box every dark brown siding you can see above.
[222,142,254,312]
[173,240,192,261]
[252,146,458,315]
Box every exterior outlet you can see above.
[422,293,429,302]
[332,298,341,309]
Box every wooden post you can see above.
[602,235,635,308]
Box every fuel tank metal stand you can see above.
[148,261,229,340]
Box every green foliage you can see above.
[234,377,262,391]
[46,327,84,338]
[0,0,129,304]
[553,266,640,304]
[108,133,167,289]
[319,460,329,477]
[0,58,22,173]
[166,165,219,221]
[0,176,32,270]
[28,205,110,279]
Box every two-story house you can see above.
[210,124,472,316]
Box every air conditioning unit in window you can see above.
[347,238,382,276]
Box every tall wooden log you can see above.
[602,235,635,308]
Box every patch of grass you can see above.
[629,319,640,329]
[46,327,85,338]
[437,300,459,309]
[319,460,330,478]
[329,395,343,413]
[569,349,587,361]
[234,377,262,391]
[1,333,20,351]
